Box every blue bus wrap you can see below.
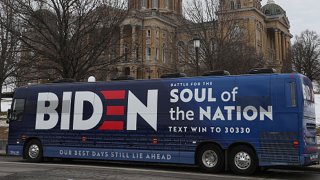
[6,73,319,174]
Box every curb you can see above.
[271,165,320,172]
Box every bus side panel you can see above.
[7,74,311,167]
[258,76,300,166]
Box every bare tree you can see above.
[0,0,21,112]
[292,30,320,81]
[180,0,263,75]
[4,0,128,82]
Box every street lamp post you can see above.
[193,37,201,76]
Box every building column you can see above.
[278,31,283,64]
[274,29,280,64]
[120,26,125,56]
[282,34,287,61]
[132,26,137,62]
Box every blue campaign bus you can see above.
[6,73,319,175]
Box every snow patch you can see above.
[0,98,12,112]
[0,120,8,127]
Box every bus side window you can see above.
[286,81,297,107]
[12,99,25,121]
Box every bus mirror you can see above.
[6,109,12,123]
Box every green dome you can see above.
[262,2,286,16]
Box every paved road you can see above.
[0,156,319,180]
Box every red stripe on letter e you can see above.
[99,121,124,130]
[101,90,125,100]
[107,106,125,116]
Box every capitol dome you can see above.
[262,0,286,16]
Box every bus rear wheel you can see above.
[197,144,224,173]
[24,139,43,163]
[228,145,258,175]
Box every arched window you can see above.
[152,0,158,9]
[178,41,185,63]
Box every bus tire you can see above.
[197,144,224,173]
[228,145,258,175]
[24,139,43,163]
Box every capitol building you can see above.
[107,0,291,79]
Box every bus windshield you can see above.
[302,77,314,103]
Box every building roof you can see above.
[262,0,286,16]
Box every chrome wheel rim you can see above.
[202,150,218,168]
[28,144,40,159]
[234,151,251,170]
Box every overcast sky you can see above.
[261,0,320,37]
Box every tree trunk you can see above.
[0,85,2,112]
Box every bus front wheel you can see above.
[228,145,258,175]
[24,139,43,163]
[197,144,224,173]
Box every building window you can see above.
[124,67,130,76]
[156,48,159,61]
[156,31,159,38]
[146,30,151,38]
[162,44,166,63]
[124,44,129,62]
[152,0,158,9]
[230,1,235,10]
[136,47,139,60]
[141,0,147,8]
[265,10,270,15]
[210,39,217,53]
[178,42,185,63]
[237,0,241,9]
[188,41,195,64]
[146,47,151,60]
[110,46,117,62]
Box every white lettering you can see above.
[61,92,72,130]
[260,106,273,121]
[35,93,59,130]
[243,106,258,121]
[73,92,103,130]
[127,90,158,131]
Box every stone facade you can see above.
[219,0,291,71]
[109,0,291,79]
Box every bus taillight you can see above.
[293,140,299,148]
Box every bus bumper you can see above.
[6,145,23,156]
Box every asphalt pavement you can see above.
[0,156,319,180]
